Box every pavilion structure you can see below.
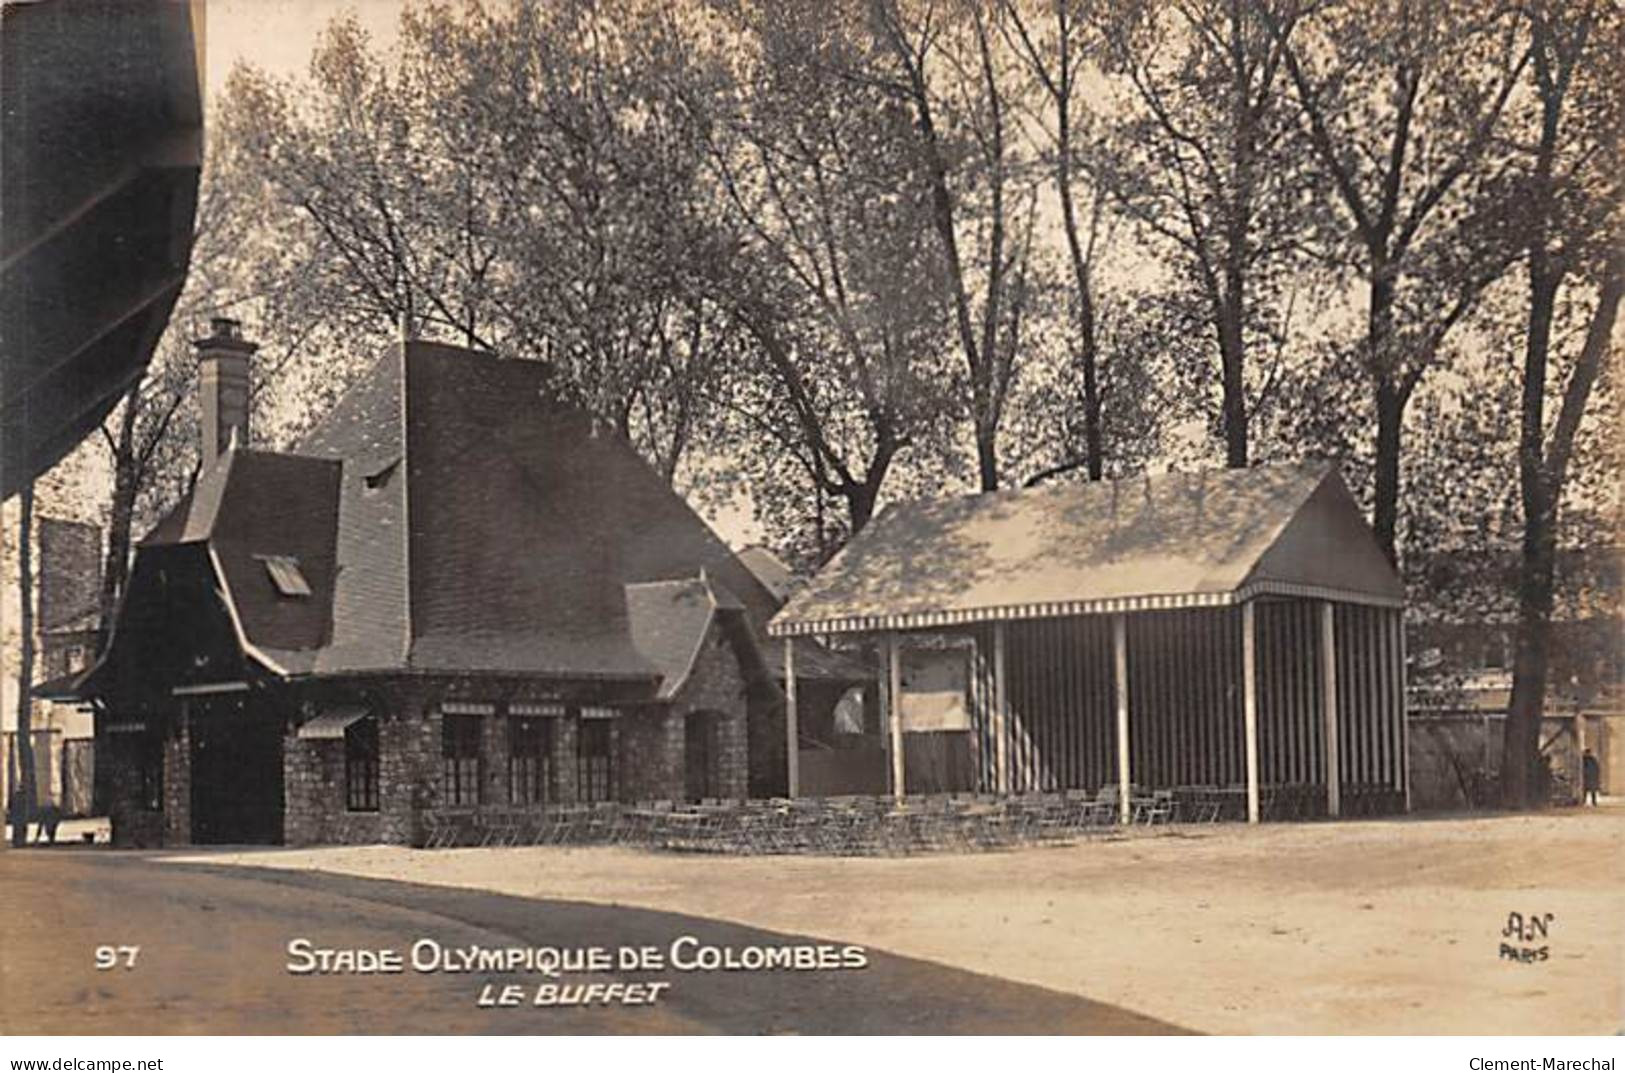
[769,464,1409,823]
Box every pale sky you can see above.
[204,0,402,98]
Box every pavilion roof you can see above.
[769,463,1404,637]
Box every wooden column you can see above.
[1113,614,1131,824]
[783,637,799,798]
[1321,601,1341,818]
[1396,607,1411,813]
[993,621,1010,793]
[1243,601,1261,824]
[888,634,905,799]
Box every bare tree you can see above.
[217,1,735,480]
[703,0,959,542]
[1096,0,1316,470]
[1269,0,1530,561]
[870,0,1046,492]
[1499,0,1623,807]
[1002,0,1114,480]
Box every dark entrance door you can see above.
[684,711,719,801]
[189,695,284,844]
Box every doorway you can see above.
[189,695,284,844]
[684,711,720,801]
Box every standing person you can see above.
[1581,749,1601,807]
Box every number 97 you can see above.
[94,945,140,970]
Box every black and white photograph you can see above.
[0,0,1620,1051]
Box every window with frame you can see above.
[137,732,164,812]
[577,717,615,803]
[508,717,554,805]
[441,713,482,807]
[345,716,380,812]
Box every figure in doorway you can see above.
[1581,749,1600,806]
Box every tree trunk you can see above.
[1367,273,1401,564]
[844,482,878,537]
[11,481,38,846]
[1503,501,1557,809]
[1053,106,1104,481]
[975,430,1000,492]
[99,380,143,648]
[1371,378,1403,565]
[100,453,137,644]
[1503,261,1561,809]
[1217,278,1249,469]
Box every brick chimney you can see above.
[193,317,257,464]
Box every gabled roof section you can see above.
[141,446,341,653]
[625,575,748,700]
[770,464,1404,637]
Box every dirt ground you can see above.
[172,806,1625,1035]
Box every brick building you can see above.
[66,321,857,847]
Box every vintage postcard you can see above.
[1,0,1620,1049]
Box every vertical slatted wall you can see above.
[1334,603,1406,808]
[965,618,1117,792]
[1254,599,1324,789]
[959,601,1404,806]
[1125,607,1245,789]
[967,624,997,791]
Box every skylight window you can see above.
[261,555,312,598]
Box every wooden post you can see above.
[1396,607,1411,813]
[1243,601,1261,824]
[1321,601,1340,818]
[888,633,905,799]
[993,622,1009,793]
[783,637,799,798]
[1113,613,1131,824]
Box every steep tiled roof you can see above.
[396,343,786,680]
[103,341,863,692]
[295,347,411,673]
[772,463,1404,636]
[738,545,795,602]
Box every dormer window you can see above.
[260,554,312,597]
[364,457,401,490]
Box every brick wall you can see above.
[617,708,682,801]
[381,683,439,845]
[280,683,435,847]
[105,731,162,848]
[272,638,758,846]
[283,735,335,846]
[672,622,750,799]
[162,714,190,846]
[282,734,381,846]
[552,715,579,803]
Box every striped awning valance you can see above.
[768,582,1403,638]
[440,700,496,715]
[509,701,566,717]
[296,706,369,740]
